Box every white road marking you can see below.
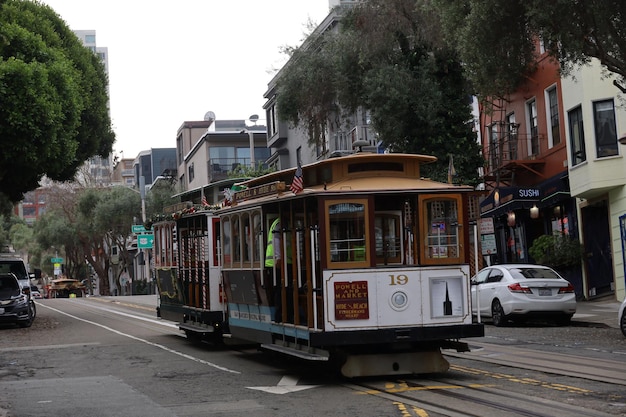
[247,375,318,394]
[39,303,240,374]
[69,300,179,329]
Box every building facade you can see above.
[478,44,626,301]
[561,59,626,301]
[174,117,268,205]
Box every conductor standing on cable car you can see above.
[265,217,292,322]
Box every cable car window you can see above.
[252,211,262,265]
[232,215,241,264]
[325,199,369,268]
[375,212,402,264]
[222,217,231,267]
[420,195,463,265]
[242,213,251,265]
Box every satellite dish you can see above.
[204,111,216,122]
[249,114,259,124]
[352,139,370,152]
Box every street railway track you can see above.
[345,374,619,417]
[445,341,626,386]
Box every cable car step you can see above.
[261,343,329,361]
[179,323,215,334]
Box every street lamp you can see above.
[243,114,260,169]
[138,176,148,292]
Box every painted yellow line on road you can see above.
[451,364,593,394]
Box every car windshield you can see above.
[0,260,28,281]
[509,267,561,280]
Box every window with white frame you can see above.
[593,99,618,158]
[488,123,499,170]
[547,86,560,147]
[568,106,586,166]
[506,113,518,160]
[527,99,539,155]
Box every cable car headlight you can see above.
[390,291,409,311]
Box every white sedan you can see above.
[471,264,577,326]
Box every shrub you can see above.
[528,234,584,268]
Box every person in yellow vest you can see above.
[265,217,293,322]
[265,218,282,269]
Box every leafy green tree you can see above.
[33,187,82,278]
[34,185,141,295]
[145,179,176,222]
[8,222,32,253]
[0,215,8,251]
[276,0,483,185]
[0,0,115,202]
[433,0,626,96]
[228,164,275,181]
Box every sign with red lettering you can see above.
[334,281,369,320]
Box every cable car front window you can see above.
[326,199,369,267]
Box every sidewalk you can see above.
[572,295,622,329]
[94,294,622,329]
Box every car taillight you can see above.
[558,283,575,294]
[507,283,532,293]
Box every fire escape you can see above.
[483,121,546,188]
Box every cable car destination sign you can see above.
[232,181,286,203]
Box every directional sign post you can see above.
[51,257,64,263]
[132,225,147,234]
[137,233,154,249]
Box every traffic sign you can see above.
[137,233,154,249]
[132,225,147,234]
[51,257,64,263]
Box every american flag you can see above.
[201,195,208,206]
[290,160,303,194]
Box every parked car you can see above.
[0,255,32,291]
[0,272,35,328]
[617,298,626,336]
[471,264,576,326]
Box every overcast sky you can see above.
[41,1,331,159]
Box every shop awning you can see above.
[479,186,541,217]
[538,172,570,207]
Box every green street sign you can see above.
[51,257,64,263]
[132,224,147,234]
[137,234,154,249]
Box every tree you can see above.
[0,0,115,202]
[145,178,177,223]
[34,185,141,295]
[433,0,626,96]
[276,0,483,186]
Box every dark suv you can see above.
[0,272,35,328]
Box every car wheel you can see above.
[18,303,34,328]
[30,300,36,320]
[491,299,507,327]
[621,310,626,338]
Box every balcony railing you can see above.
[209,158,267,182]
[484,132,546,177]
